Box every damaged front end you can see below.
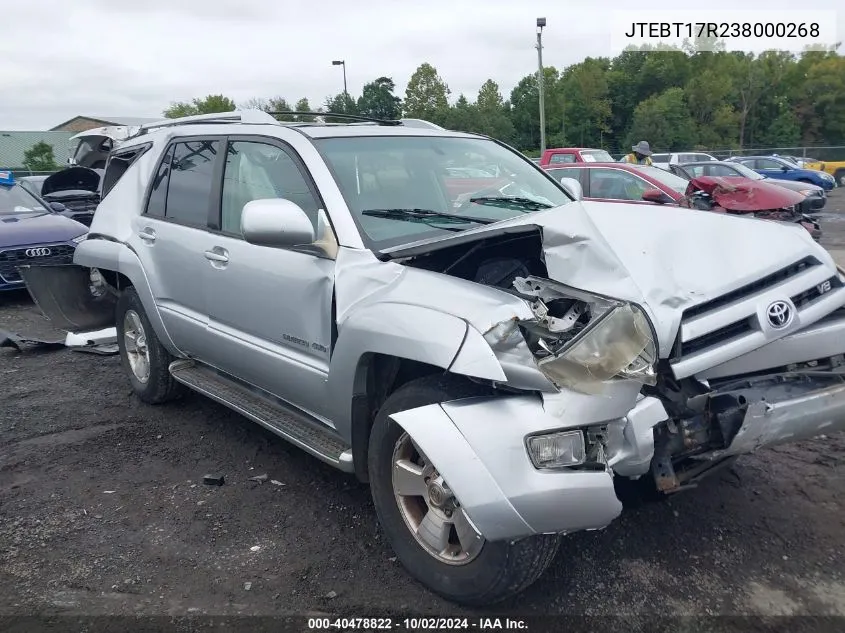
[684,176,821,240]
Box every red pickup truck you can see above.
[538,147,616,166]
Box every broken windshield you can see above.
[314,135,572,250]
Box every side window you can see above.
[651,154,670,163]
[548,167,581,181]
[678,153,696,163]
[549,153,576,164]
[708,164,737,177]
[145,145,174,217]
[102,144,150,199]
[687,165,708,178]
[588,168,650,201]
[165,140,220,227]
[220,141,320,237]
[756,158,782,170]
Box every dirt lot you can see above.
[2,192,845,619]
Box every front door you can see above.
[130,138,222,356]
[200,136,336,423]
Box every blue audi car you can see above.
[0,170,88,292]
[726,155,836,191]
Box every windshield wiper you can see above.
[468,196,553,211]
[361,208,497,228]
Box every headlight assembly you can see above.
[507,276,658,394]
[72,234,87,244]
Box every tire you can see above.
[834,170,845,188]
[367,374,560,606]
[115,287,183,404]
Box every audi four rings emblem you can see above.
[766,300,793,329]
[24,247,51,257]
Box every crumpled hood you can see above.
[381,199,832,357]
[0,213,87,249]
[41,167,100,196]
[686,176,805,212]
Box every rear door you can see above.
[753,157,793,180]
[130,137,223,357]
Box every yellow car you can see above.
[804,159,845,187]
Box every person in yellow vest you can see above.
[621,141,654,166]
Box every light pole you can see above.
[332,60,348,107]
[536,18,547,154]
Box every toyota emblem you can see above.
[766,300,793,329]
[24,247,52,257]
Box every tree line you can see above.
[164,41,845,156]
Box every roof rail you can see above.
[135,109,279,136]
[398,118,446,130]
[268,111,402,126]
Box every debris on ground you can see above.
[203,474,225,486]
[249,474,268,483]
[270,480,284,486]
[0,329,64,351]
[250,546,261,552]
[325,590,337,599]
[244,582,252,591]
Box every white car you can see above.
[650,151,717,170]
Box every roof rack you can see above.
[134,109,279,136]
[268,111,402,126]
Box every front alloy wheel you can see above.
[392,432,484,565]
[368,375,560,606]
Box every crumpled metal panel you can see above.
[686,176,805,212]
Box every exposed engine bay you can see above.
[401,229,845,495]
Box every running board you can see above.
[169,360,354,473]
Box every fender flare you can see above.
[75,237,182,355]
[326,302,507,437]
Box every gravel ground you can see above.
[2,191,845,619]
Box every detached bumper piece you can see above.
[652,372,845,493]
[17,264,116,332]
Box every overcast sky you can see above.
[2,0,842,130]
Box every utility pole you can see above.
[332,60,348,108]
[536,18,547,154]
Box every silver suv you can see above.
[21,110,845,606]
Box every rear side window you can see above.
[101,144,151,199]
[651,154,670,162]
[549,153,576,164]
[164,140,220,226]
[547,167,581,181]
[145,145,174,217]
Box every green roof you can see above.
[0,131,76,172]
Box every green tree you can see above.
[627,87,697,151]
[684,66,739,148]
[474,79,515,143]
[295,97,316,122]
[358,76,402,120]
[445,94,478,133]
[560,58,612,148]
[403,63,450,125]
[22,141,58,172]
[324,93,359,120]
[800,55,845,146]
[163,94,236,118]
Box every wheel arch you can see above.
[75,238,182,356]
[327,302,508,482]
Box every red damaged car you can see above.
[543,162,821,239]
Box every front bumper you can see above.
[391,369,845,542]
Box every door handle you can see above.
[204,249,229,263]
[138,228,156,243]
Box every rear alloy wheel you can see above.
[368,375,560,606]
[116,287,183,404]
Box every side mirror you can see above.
[781,165,790,172]
[642,188,672,204]
[49,201,67,212]
[559,177,583,201]
[241,198,315,248]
